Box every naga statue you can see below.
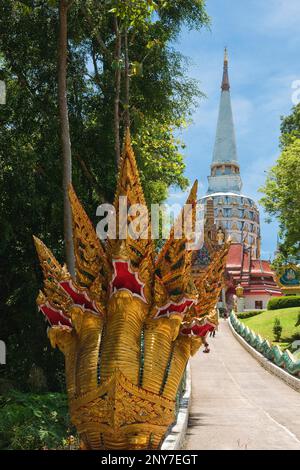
[33,132,229,450]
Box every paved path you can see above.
[184,320,300,450]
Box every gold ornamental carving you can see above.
[34,130,229,449]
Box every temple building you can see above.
[193,49,281,311]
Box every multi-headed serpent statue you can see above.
[34,131,229,450]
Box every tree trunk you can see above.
[114,16,121,167]
[124,29,130,130]
[58,0,75,277]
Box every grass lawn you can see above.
[240,307,300,349]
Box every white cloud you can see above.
[258,73,299,114]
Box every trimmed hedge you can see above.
[267,296,300,311]
[237,310,264,319]
[237,310,265,320]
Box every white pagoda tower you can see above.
[200,49,261,258]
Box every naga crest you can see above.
[34,131,229,450]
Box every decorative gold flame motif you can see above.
[34,131,229,450]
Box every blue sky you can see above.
[167,0,300,260]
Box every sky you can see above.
[167,0,300,260]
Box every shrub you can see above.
[237,310,264,319]
[0,390,76,450]
[218,307,227,318]
[273,318,282,342]
[267,296,300,311]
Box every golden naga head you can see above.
[33,131,229,450]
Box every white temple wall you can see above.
[244,295,270,310]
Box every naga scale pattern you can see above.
[230,312,300,377]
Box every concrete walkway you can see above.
[184,320,300,450]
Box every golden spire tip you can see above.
[224,47,228,63]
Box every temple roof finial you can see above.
[222,47,230,91]
[224,47,228,62]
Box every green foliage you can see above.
[0,0,208,390]
[156,0,209,33]
[260,98,300,261]
[109,0,156,27]
[237,310,264,319]
[218,307,226,318]
[240,306,300,347]
[273,317,282,342]
[0,391,74,450]
[280,103,300,149]
[259,138,300,260]
[267,296,300,311]
[132,115,190,204]
[270,252,289,273]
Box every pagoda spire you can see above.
[207,48,242,194]
[221,47,230,91]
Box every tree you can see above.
[0,0,209,390]
[261,102,300,264]
[280,103,300,149]
[113,14,122,165]
[81,0,207,202]
[109,0,157,131]
[58,0,75,277]
[273,317,282,342]
[259,138,300,260]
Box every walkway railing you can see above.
[230,312,300,378]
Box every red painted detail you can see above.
[225,243,282,298]
[39,303,72,328]
[181,322,214,338]
[226,243,243,267]
[156,299,195,319]
[110,260,145,301]
[60,280,100,314]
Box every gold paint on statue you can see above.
[34,130,229,449]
